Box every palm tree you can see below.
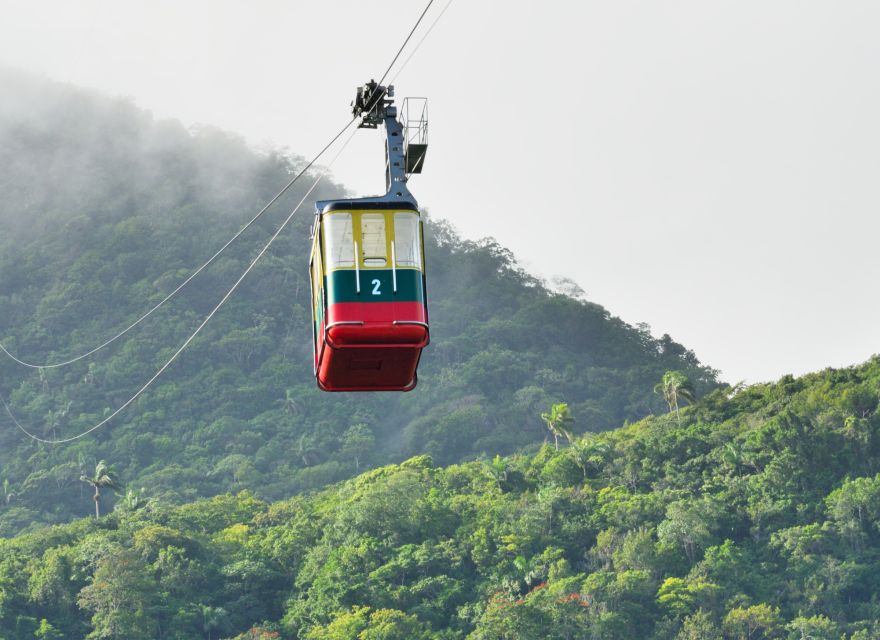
[721,442,744,475]
[2,478,15,505]
[654,371,697,425]
[116,487,149,513]
[199,604,227,640]
[484,455,509,490]
[297,433,321,467]
[541,403,574,450]
[79,460,120,519]
[569,437,610,478]
[44,409,60,442]
[277,389,299,416]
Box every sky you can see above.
[1,0,878,384]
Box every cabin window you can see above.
[361,214,387,266]
[324,213,354,269]
[394,212,421,268]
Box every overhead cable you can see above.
[389,0,454,85]
[375,0,436,89]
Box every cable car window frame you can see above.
[360,213,388,267]
[393,212,422,269]
[323,213,355,270]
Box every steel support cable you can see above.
[0,118,357,370]
[2,125,360,444]
[389,0,454,85]
[375,0,436,89]
[360,0,436,113]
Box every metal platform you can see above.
[400,97,428,175]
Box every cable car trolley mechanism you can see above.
[309,81,430,392]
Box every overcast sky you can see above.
[1,0,878,384]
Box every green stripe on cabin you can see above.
[325,269,424,303]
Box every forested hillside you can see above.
[0,69,717,533]
[2,357,880,638]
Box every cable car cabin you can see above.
[310,202,428,391]
[309,81,430,391]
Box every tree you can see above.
[654,371,697,424]
[613,527,657,573]
[657,577,721,620]
[785,615,839,640]
[77,550,159,640]
[825,474,880,553]
[116,488,149,513]
[677,609,722,640]
[42,401,71,442]
[720,441,745,475]
[305,606,432,640]
[541,403,573,450]
[229,628,281,640]
[341,424,375,473]
[304,605,371,639]
[199,604,228,640]
[27,546,77,614]
[359,608,433,640]
[34,619,63,640]
[485,455,509,490]
[657,500,714,564]
[723,604,782,640]
[79,460,120,519]
[2,478,14,505]
[277,389,300,416]
[470,594,550,640]
[568,436,609,478]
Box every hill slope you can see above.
[1,357,879,638]
[0,69,716,532]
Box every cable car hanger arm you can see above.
[356,80,411,201]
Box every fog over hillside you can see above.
[0,70,718,534]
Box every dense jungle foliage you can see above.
[0,69,716,533]
[2,357,880,639]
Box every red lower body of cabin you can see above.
[316,301,429,392]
